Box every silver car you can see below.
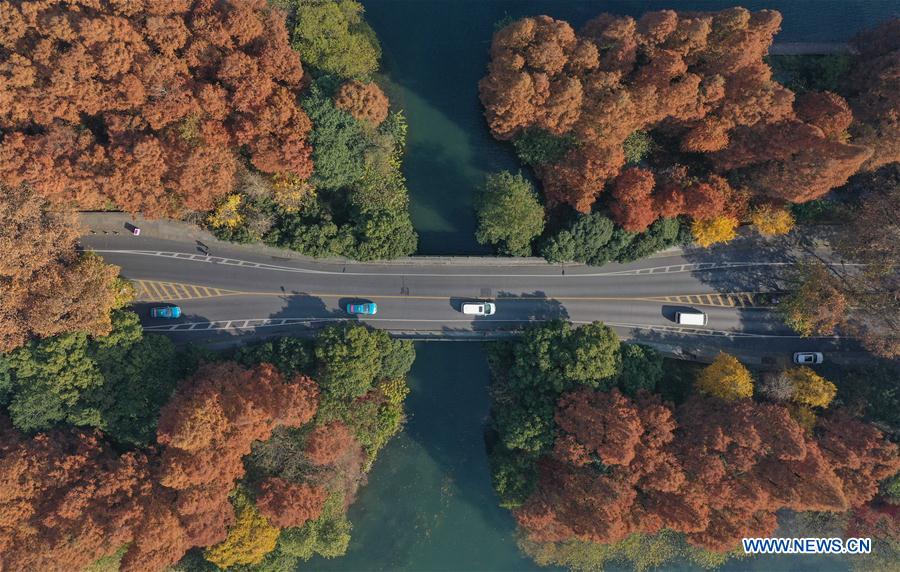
[793,352,824,365]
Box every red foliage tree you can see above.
[609,168,660,232]
[0,0,313,217]
[480,8,873,216]
[334,80,390,126]
[256,477,327,528]
[0,418,152,572]
[122,361,319,571]
[847,19,900,171]
[304,421,357,466]
[515,390,900,552]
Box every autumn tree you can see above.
[0,0,314,217]
[304,421,358,466]
[0,186,127,351]
[778,262,848,337]
[695,352,754,401]
[691,216,739,247]
[480,8,873,227]
[846,19,900,171]
[0,418,153,572]
[476,171,546,256]
[204,489,280,569]
[785,367,837,409]
[121,361,319,571]
[334,80,390,126]
[751,204,795,236]
[256,478,327,528]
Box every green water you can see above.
[364,0,899,254]
[312,343,550,571]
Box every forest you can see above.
[476,9,899,265]
[0,319,415,572]
[0,0,417,261]
[487,321,900,571]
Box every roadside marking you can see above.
[130,284,777,307]
[133,280,240,302]
[91,249,862,279]
[142,316,839,339]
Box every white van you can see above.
[675,311,708,326]
[462,302,496,316]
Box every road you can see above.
[80,221,856,363]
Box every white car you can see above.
[675,310,708,326]
[462,302,496,316]
[793,352,824,365]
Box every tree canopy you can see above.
[476,171,546,256]
[0,0,314,217]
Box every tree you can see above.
[0,418,152,572]
[785,367,837,409]
[314,324,382,403]
[333,80,390,126]
[695,353,754,401]
[609,167,660,232]
[0,186,126,351]
[751,204,795,236]
[0,310,179,445]
[256,478,327,528]
[480,8,873,216]
[290,0,381,79]
[778,262,848,337]
[304,422,358,466]
[476,171,545,256]
[847,19,900,171]
[616,343,664,397]
[0,0,313,217]
[204,490,280,569]
[276,494,352,560]
[691,216,738,247]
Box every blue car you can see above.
[150,306,182,319]
[345,302,377,315]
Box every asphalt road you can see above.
[79,229,856,363]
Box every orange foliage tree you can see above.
[0,0,313,217]
[0,186,125,351]
[514,390,900,552]
[0,417,153,572]
[256,477,328,528]
[847,19,900,171]
[122,361,319,571]
[334,80,390,126]
[479,8,872,221]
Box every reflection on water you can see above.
[364,0,898,255]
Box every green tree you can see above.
[301,84,369,191]
[277,494,352,560]
[476,171,545,256]
[617,344,664,396]
[314,324,383,402]
[291,0,381,79]
[490,446,537,509]
[561,322,621,387]
[374,333,416,380]
[234,337,315,377]
[0,310,178,443]
[623,130,655,164]
[512,128,577,166]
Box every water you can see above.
[311,342,549,571]
[364,0,900,254]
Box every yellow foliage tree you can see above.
[785,367,837,409]
[208,194,245,229]
[691,216,738,247]
[205,491,280,569]
[378,378,410,406]
[695,352,754,401]
[751,204,795,236]
[788,404,818,433]
[272,173,315,213]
